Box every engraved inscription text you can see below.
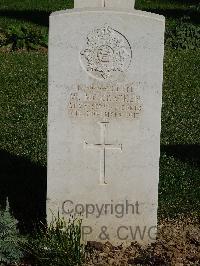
[68,83,142,121]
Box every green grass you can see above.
[161,49,200,144]
[24,216,84,266]
[0,0,73,11]
[0,0,198,11]
[0,48,199,218]
[0,0,199,53]
[0,0,73,31]
[0,0,199,31]
[160,49,200,217]
[136,0,199,11]
[159,153,200,218]
[0,0,199,220]
[0,52,47,165]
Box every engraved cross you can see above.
[84,122,122,185]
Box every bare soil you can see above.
[84,217,200,266]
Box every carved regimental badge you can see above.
[80,25,132,80]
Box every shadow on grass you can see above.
[159,144,200,218]
[146,8,200,23]
[0,10,50,27]
[0,149,47,234]
[0,145,199,232]
[161,144,200,167]
[0,6,199,28]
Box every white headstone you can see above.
[105,0,135,9]
[48,1,165,245]
[74,0,103,8]
[74,0,135,9]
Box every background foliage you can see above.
[23,216,84,266]
[0,202,24,265]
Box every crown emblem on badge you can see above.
[80,25,132,80]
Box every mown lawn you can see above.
[0,52,47,165]
[0,0,72,30]
[0,0,199,222]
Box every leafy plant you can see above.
[0,30,7,48]
[0,25,48,51]
[165,17,200,50]
[0,201,25,265]
[24,214,85,266]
